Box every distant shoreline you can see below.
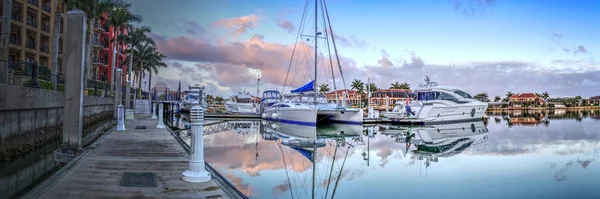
[487,106,600,111]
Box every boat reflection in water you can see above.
[261,121,361,199]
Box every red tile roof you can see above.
[326,90,357,95]
[510,93,537,98]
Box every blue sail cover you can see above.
[290,80,315,93]
[291,147,314,162]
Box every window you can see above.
[453,90,472,99]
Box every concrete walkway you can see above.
[38,118,229,199]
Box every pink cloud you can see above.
[214,14,261,37]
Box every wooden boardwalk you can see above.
[33,119,234,199]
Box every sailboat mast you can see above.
[314,0,318,104]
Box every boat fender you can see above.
[271,113,279,120]
[261,113,268,119]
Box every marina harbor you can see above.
[1,0,599,199]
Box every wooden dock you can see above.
[26,118,243,199]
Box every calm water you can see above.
[183,110,600,199]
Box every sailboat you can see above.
[263,0,363,126]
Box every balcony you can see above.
[9,36,21,45]
[42,3,51,12]
[92,39,104,48]
[40,44,49,53]
[26,40,35,49]
[11,13,22,21]
[93,21,104,32]
[28,0,38,6]
[92,56,103,65]
[41,24,50,32]
[26,18,36,28]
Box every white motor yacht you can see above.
[180,85,205,112]
[224,91,258,114]
[383,76,488,123]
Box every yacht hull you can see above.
[225,102,257,114]
[317,108,363,124]
[385,102,487,124]
[265,107,318,126]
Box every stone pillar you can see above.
[114,68,122,119]
[156,103,165,128]
[182,105,211,182]
[62,10,87,152]
[126,80,131,108]
[152,102,157,119]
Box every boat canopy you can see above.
[290,80,315,93]
[262,90,280,99]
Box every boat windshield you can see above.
[236,97,252,103]
[284,94,327,103]
[417,91,460,102]
[453,90,473,98]
[263,91,280,99]
[186,95,199,101]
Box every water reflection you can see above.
[190,111,600,199]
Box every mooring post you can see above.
[182,104,211,182]
[156,102,165,128]
[152,102,157,119]
[59,10,87,158]
[117,104,125,130]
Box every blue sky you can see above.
[125,0,600,98]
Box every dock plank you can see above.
[38,119,230,199]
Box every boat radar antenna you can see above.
[418,75,438,88]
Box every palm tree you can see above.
[319,83,330,93]
[145,51,167,93]
[0,0,13,84]
[107,1,142,91]
[132,42,155,97]
[542,92,549,100]
[366,82,378,93]
[390,82,401,89]
[474,92,489,102]
[494,95,501,102]
[399,82,410,90]
[118,25,153,103]
[64,0,118,88]
[351,79,364,93]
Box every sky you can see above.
[124,0,600,99]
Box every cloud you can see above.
[151,30,600,98]
[360,52,600,98]
[550,33,593,56]
[328,28,366,48]
[214,14,261,37]
[277,18,296,34]
[377,49,393,67]
[151,32,359,96]
[451,0,495,17]
[173,19,205,36]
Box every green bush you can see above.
[26,79,65,91]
